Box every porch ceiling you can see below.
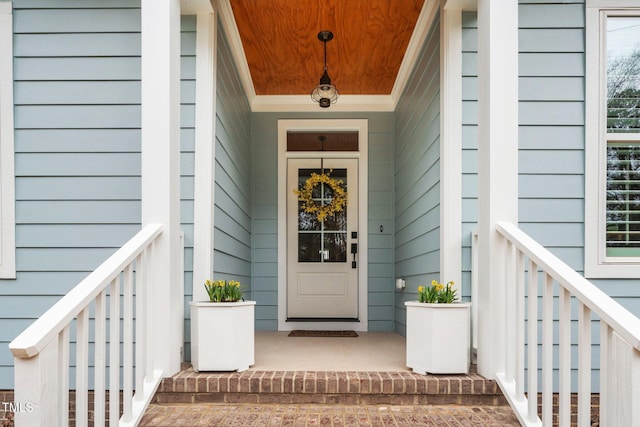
[219,0,433,111]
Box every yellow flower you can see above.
[418,286,424,292]
[431,280,437,286]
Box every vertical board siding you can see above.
[393,18,441,336]
[1,0,143,388]
[250,112,395,331]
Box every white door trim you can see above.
[277,119,369,331]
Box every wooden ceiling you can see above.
[228,0,426,96]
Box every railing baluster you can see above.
[527,259,538,422]
[516,249,525,399]
[58,325,70,427]
[9,224,163,426]
[123,257,134,422]
[94,290,106,425]
[600,322,611,426]
[76,308,89,427]
[109,276,121,424]
[145,242,154,380]
[578,302,592,427]
[135,251,146,402]
[542,273,553,426]
[559,287,571,426]
[491,222,640,427]
[505,240,515,382]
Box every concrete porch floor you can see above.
[251,331,407,371]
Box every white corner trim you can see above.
[277,119,369,332]
[391,0,440,102]
[214,0,256,101]
[440,6,463,293]
[192,12,217,301]
[0,1,16,279]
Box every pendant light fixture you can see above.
[311,30,339,108]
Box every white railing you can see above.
[493,221,640,427]
[9,224,164,427]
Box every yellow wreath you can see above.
[294,171,347,222]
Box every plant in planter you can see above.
[190,279,255,372]
[204,279,243,302]
[418,280,457,303]
[405,280,471,375]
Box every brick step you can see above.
[153,365,508,406]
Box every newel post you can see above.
[13,342,60,425]
[141,0,183,377]
[476,0,519,379]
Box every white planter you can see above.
[189,300,256,372]
[405,301,471,375]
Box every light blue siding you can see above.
[250,112,395,332]
[1,1,197,389]
[393,17,441,336]
[0,0,144,389]
[212,21,252,286]
[180,16,197,361]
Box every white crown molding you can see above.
[391,0,441,102]
[180,0,213,14]
[251,94,396,112]
[443,0,477,10]
[215,0,257,101]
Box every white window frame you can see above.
[585,1,640,278]
[0,1,16,279]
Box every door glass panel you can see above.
[324,233,347,262]
[298,233,321,262]
[297,167,348,263]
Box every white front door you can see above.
[287,158,359,319]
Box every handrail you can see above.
[10,223,163,359]
[10,223,164,426]
[496,221,640,350]
[494,221,640,426]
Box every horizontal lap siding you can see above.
[180,16,196,360]
[250,112,278,330]
[209,20,252,317]
[368,119,396,331]
[461,12,477,298]
[520,2,592,391]
[0,0,143,388]
[393,18,441,336]
[250,112,395,331]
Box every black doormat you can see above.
[288,330,358,338]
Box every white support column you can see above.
[141,0,182,377]
[476,0,519,378]
[440,4,463,295]
[192,10,217,302]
